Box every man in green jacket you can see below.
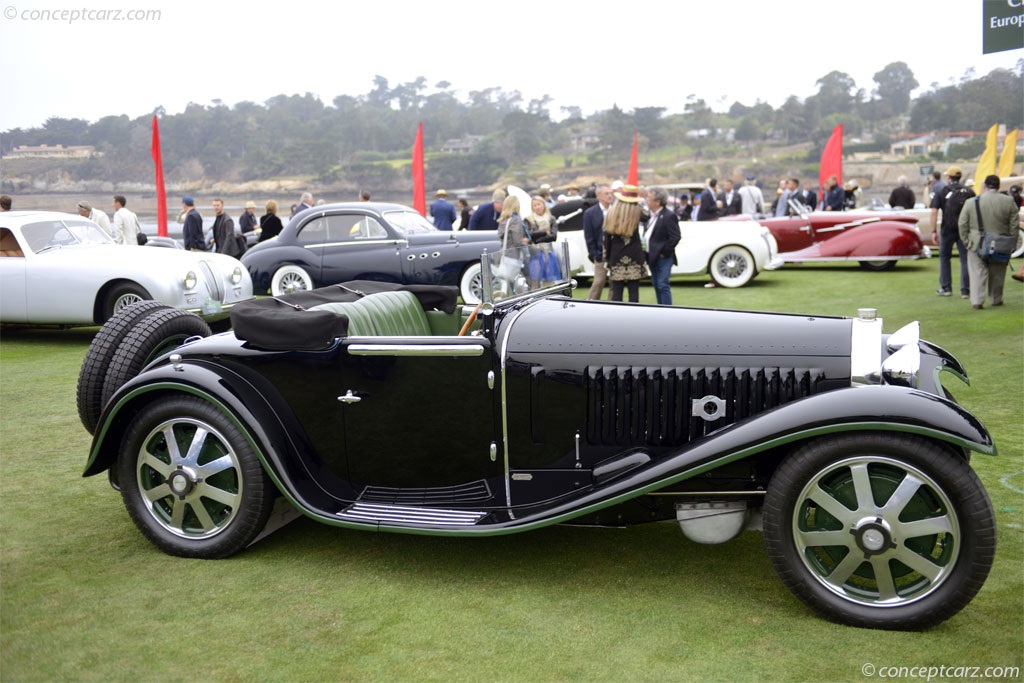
[958,175,1021,309]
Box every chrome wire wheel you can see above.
[792,455,957,607]
[709,245,755,287]
[113,291,146,315]
[134,417,243,540]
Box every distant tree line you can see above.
[2,62,1020,190]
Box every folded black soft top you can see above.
[230,281,459,351]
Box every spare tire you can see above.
[100,308,211,410]
[76,300,171,434]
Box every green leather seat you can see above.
[310,290,432,337]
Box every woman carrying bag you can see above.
[525,195,560,289]
[495,195,530,291]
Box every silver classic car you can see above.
[0,211,253,326]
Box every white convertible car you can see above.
[557,215,782,287]
[0,211,253,326]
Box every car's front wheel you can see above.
[101,282,152,322]
[118,395,276,558]
[270,265,313,296]
[708,245,755,287]
[763,433,995,630]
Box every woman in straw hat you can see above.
[603,185,649,302]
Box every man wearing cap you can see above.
[181,197,206,251]
[239,201,258,235]
[77,200,112,238]
[111,195,141,246]
[929,166,973,297]
[429,189,456,231]
[469,189,505,231]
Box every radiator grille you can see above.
[585,365,826,447]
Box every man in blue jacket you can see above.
[429,189,456,230]
[822,176,844,211]
[181,196,206,251]
[468,189,505,231]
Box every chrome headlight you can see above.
[183,270,198,290]
[882,321,921,388]
[230,266,243,285]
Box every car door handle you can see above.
[337,390,362,404]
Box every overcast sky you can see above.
[0,0,1020,131]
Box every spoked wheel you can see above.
[708,245,755,287]
[118,396,275,558]
[459,262,500,304]
[270,265,313,296]
[763,433,995,630]
[102,282,152,322]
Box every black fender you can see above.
[83,359,350,514]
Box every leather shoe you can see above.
[1012,273,1024,282]
[972,304,983,310]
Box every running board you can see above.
[337,502,487,526]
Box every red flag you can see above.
[151,115,168,237]
[819,124,843,193]
[627,130,639,186]
[412,122,426,216]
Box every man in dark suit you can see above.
[583,184,613,299]
[468,189,505,231]
[800,182,818,211]
[717,179,742,216]
[645,187,681,305]
[697,178,719,221]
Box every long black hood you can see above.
[504,298,852,360]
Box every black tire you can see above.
[76,300,172,434]
[101,282,152,323]
[117,395,275,558]
[763,433,995,630]
[101,308,211,409]
[858,260,897,271]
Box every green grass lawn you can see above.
[1,257,1022,682]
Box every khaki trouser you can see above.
[966,249,1009,306]
[587,261,608,300]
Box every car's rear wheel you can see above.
[118,395,275,558]
[708,245,755,287]
[763,433,995,630]
[77,300,171,434]
[101,282,152,323]
[270,265,313,296]
[100,308,211,408]
[858,260,897,271]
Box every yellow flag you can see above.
[975,124,999,180]
[997,129,1018,178]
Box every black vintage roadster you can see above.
[81,244,996,630]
